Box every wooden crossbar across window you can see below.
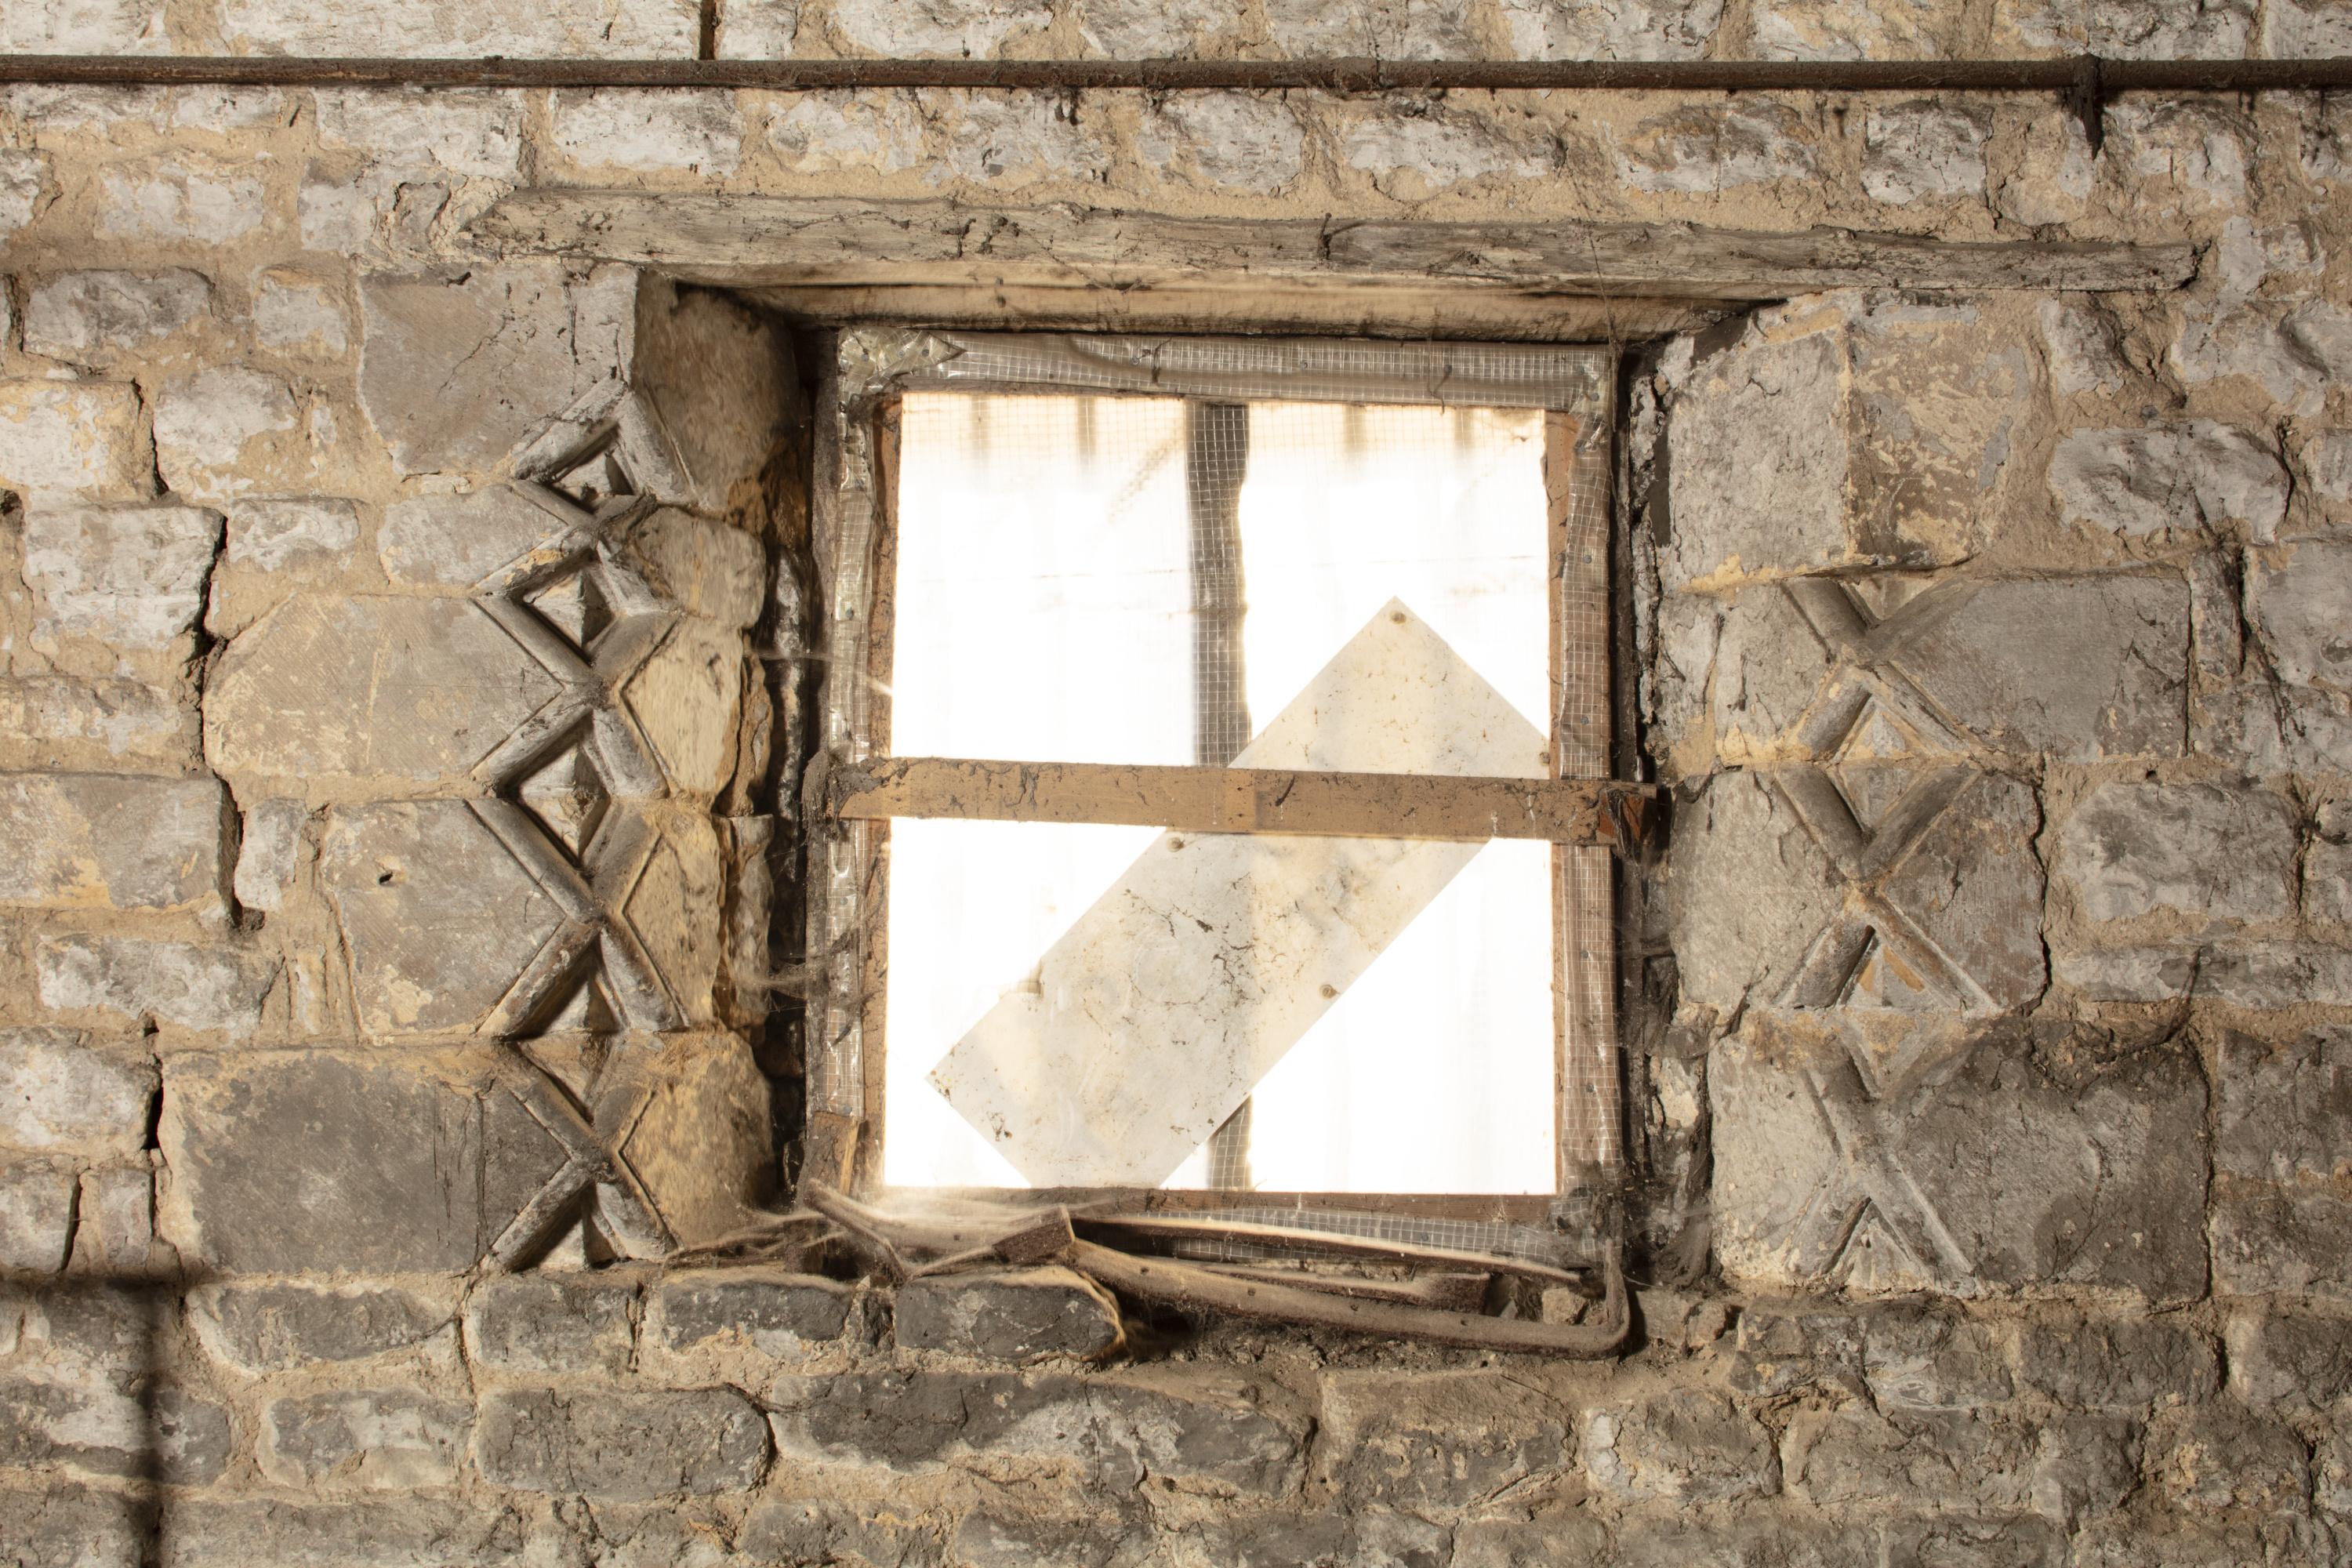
[829,756,1660,851]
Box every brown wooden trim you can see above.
[855,397,902,1192]
[830,756,1657,849]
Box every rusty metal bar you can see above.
[829,755,1658,851]
[4,53,2352,94]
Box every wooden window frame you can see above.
[801,328,1648,1236]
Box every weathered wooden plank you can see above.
[474,191,2198,297]
[829,756,1659,849]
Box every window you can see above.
[804,332,1642,1236]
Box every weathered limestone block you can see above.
[2227,1311,2352,1415]
[37,934,276,1036]
[2038,297,2131,394]
[895,1269,1122,1363]
[205,597,561,786]
[2247,537,2352,690]
[949,1507,1156,1568]
[1339,103,1556,198]
[223,496,361,577]
[378,485,574,586]
[767,1367,1306,1495]
[232,797,310,913]
[2151,1405,2311,1513]
[549,90,744,176]
[737,1497,943,1568]
[216,0,695,56]
[1860,101,1989,204]
[152,366,305,501]
[191,1281,454,1373]
[0,1160,77,1272]
[477,1387,769,1500]
[158,1051,564,1272]
[69,1160,160,1274]
[620,277,806,522]
[313,88,526,179]
[2214,1181,2352,1299]
[320,801,564,1035]
[2049,425,2291,541]
[0,1378,229,1485]
[1497,0,1722,59]
[1666,770,1845,1009]
[261,1389,471,1490]
[0,676,190,769]
[2053,780,2298,927]
[1783,1403,2133,1522]
[1137,93,1308,194]
[2213,1028,2351,1185]
[254,268,350,356]
[2172,299,2352,419]
[609,507,770,630]
[0,383,151,505]
[1581,1389,1778,1502]
[23,270,210,361]
[0,774,224,913]
[2314,808,2352,927]
[23,503,220,650]
[1614,100,1818,193]
[2015,1316,2219,1410]
[1712,1028,2208,1299]
[2,0,169,49]
[764,89,930,173]
[2076,939,2352,1007]
[1729,1306,1867,1397]
[1260,0,1477,56]
[622,622,750,798]
[465,1272,638,1374]
[0,1029,155,1152]
[655,1268,852,1361]
[619,1031,772,1241]
[0,1486,143,1568]
[1316,1370,1566,1511]
[164,1497,535,1568]
[1664,331,1845,588]
[1995,0,2254,57]
[358,263,636,474]
[920,90,1112,187]
[0,148,46,241]
[1857,1308,2014,1410]
[96,160,265,243]
[829,0,1047,55]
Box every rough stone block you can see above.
[0,1029,155,1152]
[0,1378,228,1485]
[2248,537,2352,691]
[767,1368,1305,1496]
[205,597,562,786]
[1729,1306,1867,1398]
[1998,0,2252,56]
[24,270,211,360]
[619,623,749,799]
[2309,804,2352,926]
[1316,1370,1566,1510]
[320,801,565,1034]
[610,508,770,630]
[216,0,694,56]
[23,503,220,651]
[830,0,1048,55]
[466,1271,638,1374]
[0,383,150,505]
[2226,1310,2352,1414]
[1664,770,1845,1010]
[1754,0,1958,57]
[262,1388,472,1490]
[948,1507,1154,1568]
[1616,100,1817,193]
[2016,1316,2218,1410]
[2049,425,2291,541]
[192,1281,453,1372]
[2053,780,2297,927]
[158,1051,564,1273]
[1714,1029,2208,1299]
[1663,328,1846,587]
[0,677,190,768]
[2038,297,2130,394]
[0,1486,143,1568]
[1496,0,1722,59]
[0,1160,77,1272]
[254,268,351,356]
[232,798,309,913]
[2152,1405,2310,1513]
[1860,1308,2015,1410]
[2214,1028,2351,1185]
[477,1388,768,1500]
[94,160,264,243]
[1261,0,1475,56]
[37,935,276,1036]
[653,1268,853,1356]
[1581,1389,1777,1502]
[1784,1404,2132,1522]
[358,264,634,474]
[1861,101,1989,204]
[1136,93,1308,194]
[152,367,303,502]
[737,1497,942,1568]
[223,497,360,577]
[68,1161,158,1274]
[0,774,224,913]
[164,1497,536,1567]
[1200,1507,1451,1568]
[312,88,525,178]
[549,90,743,174]
[2213,1180,2352,1300]
[1339,104,1554,198]
[895,1268,1121,1363]
[378,485,575,587]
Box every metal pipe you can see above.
[1,53,2350,95]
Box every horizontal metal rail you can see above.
[828,755,1661,851]
[2,53,2350,94]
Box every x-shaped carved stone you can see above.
[1777,577,1982,760]
[1778,1046,1974,1287]
[487,1044,674,1268]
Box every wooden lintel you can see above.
[829,756,1660,851]
[474,190,2198,299]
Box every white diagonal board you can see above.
[927,598,1548,1187]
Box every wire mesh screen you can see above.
[814,332,1618,1203]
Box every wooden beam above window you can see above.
[827,755,1661,852]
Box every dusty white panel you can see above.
[928,601,1548,1188]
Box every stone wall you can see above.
[5,0,2352,1563]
